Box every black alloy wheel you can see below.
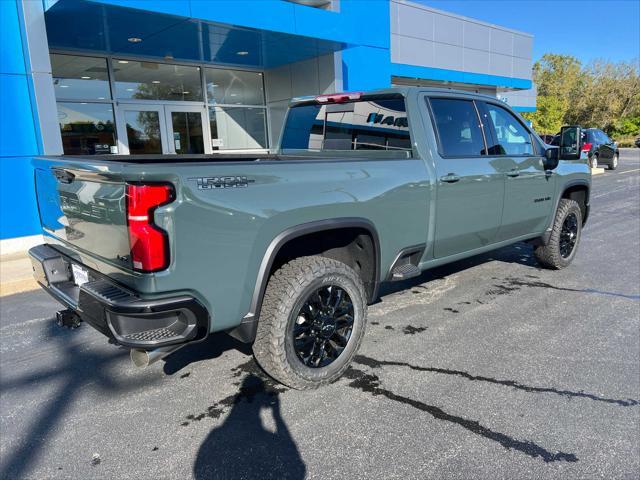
[293,285,354,368]
[559,212,578,258]
[253,255,368,389]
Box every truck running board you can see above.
[390,263,421,281]
[387,244,425,281]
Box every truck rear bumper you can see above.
[28,244,209,349]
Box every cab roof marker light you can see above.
[315,92,364,104]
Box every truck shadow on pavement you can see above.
[162,332,253,375]
[0,324,158,480]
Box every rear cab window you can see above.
[280,94,412,156]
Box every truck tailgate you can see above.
[34,161,131,268]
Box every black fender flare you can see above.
[229,218,381,343]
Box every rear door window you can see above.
[483,103,533,155]
[429,98,486,157]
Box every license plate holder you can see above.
[71,264,89,287]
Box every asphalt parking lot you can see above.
[1,149,639,480]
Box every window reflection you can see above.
[209,107,267,150]
[125,111,162,154]
[171,112,205,154]
[51,54,111,101]
[57,103,116,155]
[280,98,411,152]
[114,60,203,101]
[205,69,264,105]
[485,104,533,155]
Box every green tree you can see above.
[523,95,564,134]
[523,54,586,133]
[523,53,640,140]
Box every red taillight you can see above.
[315,91,363,103]
[581,142,592,152]
[126,183,174,272]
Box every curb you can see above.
[0,253,40,298]
[0,278,39,297]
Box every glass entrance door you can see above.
[117,104,211,155]
[118,105,167,155]
[164,105,211,154]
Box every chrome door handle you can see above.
[440,174,460,183]
[506,169,520,177]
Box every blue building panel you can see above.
[46,0,386,49]
[0,74,39,158]
[190,0,297,35]
[342,46,391,92]
[0,1,42,240]
[81,0,192,18]
[0,0,26,75]
[0,156,41,239]
[339,0,390,49]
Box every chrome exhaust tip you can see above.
[130,345,183,368]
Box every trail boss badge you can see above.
[190,176,255,189]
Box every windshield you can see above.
[280,95,411,156]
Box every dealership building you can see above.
[0,0,536,252]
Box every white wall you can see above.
[498,84,537,109]
[264,53,340,147]
[390,0,533,80]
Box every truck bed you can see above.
[38,150,411,164]
[38,153,301,164]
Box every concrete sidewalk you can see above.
[0,252,38,297]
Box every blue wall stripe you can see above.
[511,106,537,112]
[391,63,533,90]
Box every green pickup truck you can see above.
[29,88,591,389]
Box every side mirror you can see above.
[559,125,583,160]
[544,146,560,170]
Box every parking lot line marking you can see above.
[618,168,640,175]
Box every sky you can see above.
[420,0,640,64]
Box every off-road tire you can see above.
[590,153,598,169]
[609,153,618,170]
[253,255,368,389]
[534,198,582,269]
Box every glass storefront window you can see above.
[50,54,111,101]
[57,103,116,155]
[205,69,265,105]
[209,107,267,150]
[113,60,203,101]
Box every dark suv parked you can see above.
[552,128,619,170]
